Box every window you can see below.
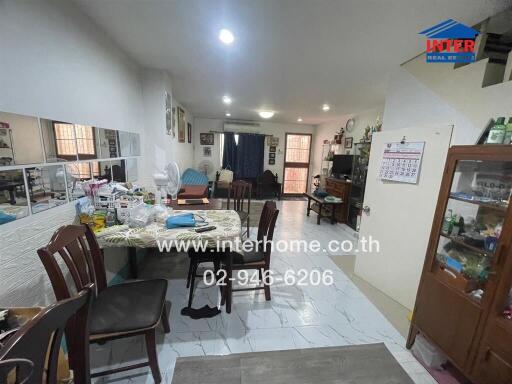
[283,133,312,194]
[53,122,96,160]
[67,163,91,180]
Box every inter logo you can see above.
[419,19,479,63]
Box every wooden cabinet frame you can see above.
[408,145,512,383]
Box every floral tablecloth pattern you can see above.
[96,209,241,249]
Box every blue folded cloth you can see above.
[166,213,197,229]
[0,211,16,225]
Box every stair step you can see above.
[488,57,508,65]
[485,44,512,53]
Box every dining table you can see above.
[96,200,241,312]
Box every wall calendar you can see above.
[379,141,425,184]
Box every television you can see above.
[331,154,353,178]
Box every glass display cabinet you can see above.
[408,146,512,383]
[348,142,371,231]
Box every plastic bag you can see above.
[127,204,152,228]
[151,205,172,224]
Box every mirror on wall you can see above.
[41,119,77,163]
[111,159,126,182]
[97,128,120,158]
[41,120,100,162]
[119,131,141,157]
[75,124,98,160]
[0,170,29,224]
[126,158,138,182]
[90,160,115,182]
[26,165,68,214]
[0,112,44,166]
[65,162,93,200]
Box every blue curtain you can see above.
[222,132,237,170]
[235,133,265,178]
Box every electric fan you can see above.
[153,161,181,204]
[198,159,215,178]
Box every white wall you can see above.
[193,118,315,182]
[355,56,512,309]
[140,69,194,188]
[383,68,476,142]
[311,108,384,178]
[402,55,512,144]
[0,0,145,306]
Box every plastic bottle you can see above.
[106,208,116,227]
[442,209,454,234]
[486,117,506,144]
[504,117,512,144]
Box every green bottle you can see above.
[504,117,512,145]
[442,209,454,234]
[486,117,506,144]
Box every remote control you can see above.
[195,225,216,233]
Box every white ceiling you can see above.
[74,0,511,125]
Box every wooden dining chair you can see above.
[222,201,279,312]
[227,180,252,239]
[37,224,170,383]
[0,359,34,384]
[0,287,92,384]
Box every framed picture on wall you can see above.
[269,146,276,153]
[268,158,275,165]
[165,92,174,137]
[203,146,212,157]
[200,133,214,145]
[177,106,186,143]
[269,152,276,159]
[345,137,353,148]
[187,122,192,143]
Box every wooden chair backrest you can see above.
[0,287,92,384]
[257,201,279,262]
[38,224,106,301]
[227,180,252,213]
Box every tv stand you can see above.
[324,177,351,223]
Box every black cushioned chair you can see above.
[221,201,279,311]
[227,180,252,239]
[256,170,281,200]
[38,224,170,383]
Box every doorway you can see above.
[283,133,312,195]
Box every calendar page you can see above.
[379,141,425,184]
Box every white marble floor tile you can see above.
[91,201,433,384]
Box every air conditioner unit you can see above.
[222,121,261,134]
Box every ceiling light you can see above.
[222,95,232,105]
[297,117,303,122]
[225,112,231,117]
[322,104,330,112]
[219,29,235,45]
[259,111,275,119]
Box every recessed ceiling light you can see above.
[259,111,275,119]
[225,112,231,117]
[219,29,235,45]
[297,117,303,122]
[222,95,232,105]
[322,104,330,112]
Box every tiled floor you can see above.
[91,201,436,384]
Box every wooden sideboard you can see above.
[324,177,351,223]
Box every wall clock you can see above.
[345,118,355,133]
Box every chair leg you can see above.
[145,330,162,384]
[246,218,250,239]
[187,262,198,308]
[161,302,171,334]
[186,257,194,288]
[263,267,271,301]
